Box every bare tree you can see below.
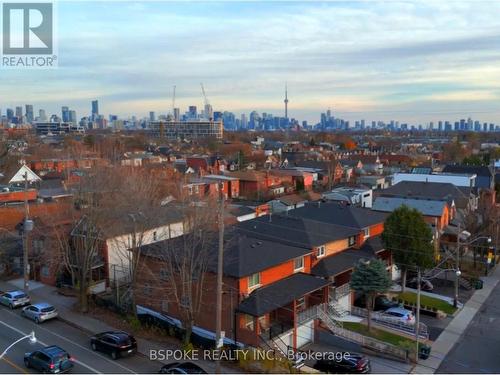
[135,199,219,344]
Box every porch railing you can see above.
[333,282,351,300]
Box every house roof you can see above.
[379,181,469,207]
[372,196,447,217]
[139,231,312,278]
[237,273,330,316]
[289,202,388,230]
[278,194,307,206]
[443,164,492,178]
[311,236,384,278]
[237,214,360,248]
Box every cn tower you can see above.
[284,83,289,120]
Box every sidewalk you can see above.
[0,279,239,374]
[411,266,500,374]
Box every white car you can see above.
[382,307,415,325]
[0,290,31,309]
[22,303,58,323]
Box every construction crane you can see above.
[200,83,209,106]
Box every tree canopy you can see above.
[381,205,434,291]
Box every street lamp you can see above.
[455,228,491,308]
[0,331,36,359]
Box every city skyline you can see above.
[2,1,500,123]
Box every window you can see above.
[153,231,157,241]
[294,257,304,271]
[143,283,153,296]
[363,228,370,238]
[180,295,191,308]
[348,236,356,246]
[317,246,326,257]
[161,300,168,312]
[248,273,261,289]
[159,268,169,281]
[41,265,50,277]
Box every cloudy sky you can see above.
[2,0,500,125]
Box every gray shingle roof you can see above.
[289,202,388,230]
[372,197,447,217]
[237,214,360,248]
[237,273,330,316]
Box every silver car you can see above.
[22,303,58,323]
[0,290,31,309]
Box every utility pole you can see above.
[415,267,421,363]
[215,183,225,374]
[454,224,461,308]
[23,172,33,294]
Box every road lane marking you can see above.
[0,320,99,374]
[1,355,29,374]
[0,311,137,374]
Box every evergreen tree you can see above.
[381,205,434,292]
[351,259,392,332]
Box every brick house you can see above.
[134,206,391,352]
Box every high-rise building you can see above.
[204,104,213,120]
[15,106,22,118]
[241,114,248,129]
[38,109,47,121]
[149,111,156,122]
[91,100,99,116]
[25,105,34,123]
[62,106,70,122]
[149,119,223,140]
[6,108,14,120]
[188,106,197,119]
[69,110,77,124]
[173,108,180,121]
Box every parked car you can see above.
[354,295,400,311]
[159,362,208,374]
[313,353,371,374]
[383,307,415,324]
[0,290,30,309]
[406,278,434,291]
[90,331,137,359]
[22,303,58,323]
[24,345,74,373]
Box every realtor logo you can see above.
[2,2,57,68]
[3,3,53,54]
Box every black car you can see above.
[354,295,399,311]
[314,353,371,374]
[406,278,434,291]
[159,362,208,374]
[90,331,137,359]
[24,345,74,373]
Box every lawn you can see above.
[397,291,457,315]
[342,322,415,348]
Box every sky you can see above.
[2,0,500,125]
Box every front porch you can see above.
[236,273,330,351]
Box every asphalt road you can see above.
[437,279,500,374]
[0,306,161,374]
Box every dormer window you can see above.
[294,256,304,271]
[348,236,356,246]
[317,246,326,257]
[363,228,370,238]
[248,272,261,289]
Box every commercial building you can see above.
[149,120,223,140]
